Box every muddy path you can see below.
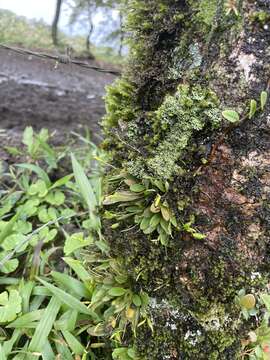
[0,48,116,147]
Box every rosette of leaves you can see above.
[240,292,270,359]
[103,173,178,245]
[83,248,151,341]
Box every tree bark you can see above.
[86,16,94,52]
[52,0,63,47]
[103,0,270,358]
[118,10,124,57]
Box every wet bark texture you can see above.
[103,0,270,358]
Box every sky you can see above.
[0,0,71,30]
[0,0,120,47]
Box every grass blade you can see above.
[54,335,73,360]
[2,329,21,355]
[71,153,97,213]
[7,310,44,328]
[16,164,51,187]
[62,330,85,356]
[0,344,7,360]
[28,296,61,353]
[19,281,35,313]
[36,277,99,321]
[51,271,89,299]
[63,257,92,283]
[41,340,55,360]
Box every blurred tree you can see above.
[69,0,125,57]
[52,0,63,46]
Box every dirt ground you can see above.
[0,48,116,152]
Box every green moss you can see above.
[135,298,242,360]
[250,11,270,25]
[101,0,261,358]
[103,78,137,130]
[145,84,221,179]
[190,0,218,27]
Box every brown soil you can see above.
[0,48,116,147]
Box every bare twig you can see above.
[0,43,121,76]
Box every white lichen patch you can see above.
[247,223,262,241]
[184,330,202,345]
[241,150,270,168]
[250,272,262,281]
[237,52,257,82]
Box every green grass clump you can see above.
[0,128,145,359]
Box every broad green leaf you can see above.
[132,295,142,307]
[0,191,22,218]
[249,99,257,119]
[62,330,85,355]
[63,257,91,283]
[130,184,145,193]
[127,348,136,359]
[0,343,6,360]
[64,232,93,256]
[139,217,150,231]
[42,340,55,360]
[103,191,143,205]
[140,292,149,307]
[7,310,44,328]
[0,213,19,245]
[222,109,240,123]
[71,153,97,213]
[261,91,268,110]
[160,206,170,222]
[28,296,60,353]
[51,271,89,299]
[13,220,32,235]
[54,309,77,331]
[2,234,28,252]
[36,277,99,321]
[38,227,57,244]
[0,290,22,323]
[16,164,51,187]
[49,174,73,190]
[28,179,48,198]
[45,191,65,206]
[108,287,126,297]
[22,126,34,153]
[32,286,51,297]
[159,231,169,246]
[149,214,161,228]
[0,255,19,274]
[112,348,129,359]
[19,198,40,218]
[261,294,270,312]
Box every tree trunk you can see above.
[118,10,124,57]
[86,17,94,53]
[52,0,63,47]
[103,0,270,358]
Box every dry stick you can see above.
[0,43,121,76]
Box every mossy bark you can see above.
[103,0,270,358]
